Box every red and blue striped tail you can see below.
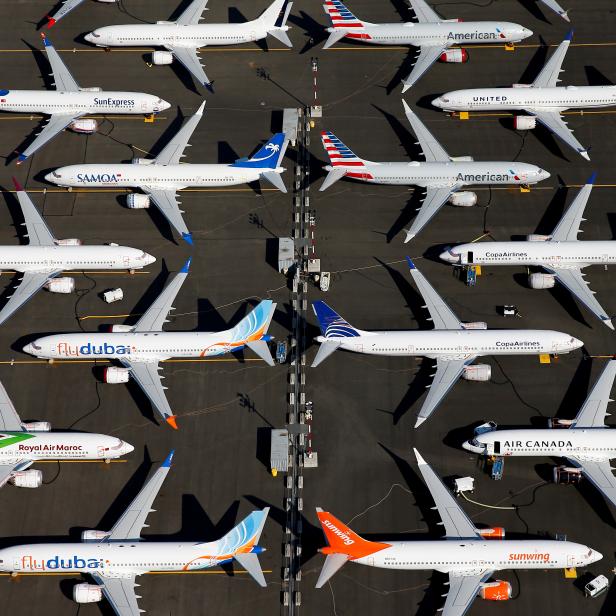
[322,0,365,28]
[321,131,365,167]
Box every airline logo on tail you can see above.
[321,132,373,180]
[232,134,286,169]
[313,301,360,338]
[323,0,365,28]
[322,519,354,546]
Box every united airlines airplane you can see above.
[322,0,532,92]
[0,451,271,615]
[315,449,601,616]
[23,259,277,429]
[311,257,583,427]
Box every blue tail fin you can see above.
[312,301,360,338]
[232,133,286,169]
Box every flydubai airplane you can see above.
[84,0,293,91]
[539,0,570,22]
[311,257,583,427]
[464,359,616,508]
[441,174,615,329]
[433,32,613,160]
[23,259,277,430]
[4,34,169,165]
[0,451,271,614]
[44,102,288,245]
[314,449,601,616]
[0,178,155,326]
[321,0,532,92]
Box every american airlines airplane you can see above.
[539,0,570,22]
[0,451,271,614]
[44,102,288,245]
[319,101,550,242]
[315,449,601,616]
[83,0,293,91]
[322,0,532,92]
[22,259,277,429]
[432,32,613,160]
[464,359,616,509]
[311,257,583,428]
[0,178,155,326]
[441,174,615,329]
[3,34,169,165]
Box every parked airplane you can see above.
[314,448,601,616]
[23,259,277,429]
[0,179,155,326]
[464,359,616,508]
[3,34,169,165]
[45,0,117,28]
[433,32,613,160]
[321,0,532,92]
[441,174,615,329]
[0,451,271,614]
[44,102,288,244]
[539,0,570,22]
[84,0,293,91]
[311,257,583,427]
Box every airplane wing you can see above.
[141,187,192,244]
[17,113,83,164]
[532,31,572,88]
[0,380,23,431]
[405,183,461,242]
[0,270,62,326]
[46,0,87,27]
[154,101,205,165]
[539,0,570,22]
[573,360,616,428]
[550,176,594,241]
[165,46,212,89]
[526,109,589,160]
[407,0,441,22]
[567,459,616,509]
[441,571,494,616]
[13,179,56,246]
[176,0,209,25]
[402,101,450,162]
[41,34,79,92]
[90,574,141,616]
[401,44,450,93]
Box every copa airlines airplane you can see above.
[0,451,271,615]
[311,257,583,428]
[83,0,293,91]
[539,0,570,21]
[441,175,615,329]
[315,449,601,616]
[321,0,532,92]
[44,102,288,244]
[0,179,154,326]
[433,32,614,160]
[464,360,616,509]
[23,259,277,429]
[3,34,169,165]
[319,101,550,242]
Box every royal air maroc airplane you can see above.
[432,32,613,160]
[22,258,277,430]
[3,34,169,165]
[311,257,583,428]
[0,178,155,326]
[314,449,601,616]
[321,0,532,92]
[0,451,271,614]
[441,174,616,329]
[319,100,550,242]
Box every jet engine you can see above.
[526,234,551,242]
[512,83,532,88]
[45,277,75,294]
[127,193,150,209]
[462,364,491,381]
[461,322,488,330]
[439,49,468,63]
[152,51,174,65]
[479,581,512,601]
[55,238,82,246]
[479,527,506,540]
[73,583,103,604]
[69,119,98,134]
[449,156,474,162]
[449,191,477,207]
[81,530,111,542]
[132,157,155,165]
[108,325,135,333]
[10,470,43,488]
[528,273,555,289]
[513,116,536,130]
[104,367,130,384]
[79,87,102,92]
[22,421,51,432]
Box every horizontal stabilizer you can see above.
[261,170,287,192]
[234,552,267,587]
[246,340,275,366]
[315,553,348,588]
[323,29,347,49]
[268,28,292,47]
[312,340,341,367]
[319,168,346,191]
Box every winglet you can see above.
[16,154,27,165]
[181,232,193,246]
[414,416,427,429]
[195,101,206,116]
[406,256,416,270]
[40,33,52,47]
[587,172,597,185]
[413,448,426,465]
[565,29,574,41]
[180,257,192,274]
[46,16,56,28]
[166,416,179,430]
[162,449,175,467]
[402,99,412,115]
[12,177,23,192]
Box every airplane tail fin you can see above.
[322,0,368,31]
[233,133,288,170]
[229,300,277,365]
[259,0,293,47]
[320,131,371,190]
[312,301,360,338]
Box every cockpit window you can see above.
[91,32,100,38]
[52,172,61,179]
[32,343,41,351]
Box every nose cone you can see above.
[462,440,485,454]
[23,342,35,355]
[590,549,603,564]
[432,97,444,109]
[44,172,55,184]
[522,28,533,38]
[440,249,460,264]
[145,253,157,265]
[84,32,94,43]
[122,441,135,455]
[572,337,584,350]
[161,99,172,111]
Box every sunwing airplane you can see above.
[314,449,601,616]
[0,451,271,614]
[321,0,532,92]
[311,257,583,428]
[3,34,170,165]
[319,101,550,242]
[433,32,613,160]
[0,178,155,326]
[441,174,615,330]
[22,259,277,430]
[44,102,288,245]
[84,0,293,91]
[539,0,570,22]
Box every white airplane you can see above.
[464,359,616,509]
[0,451,271,614]
[44,102,288,245]
[321,0,532,92]
[441,174,615,330]
[2,35,170,165]
[22,259,277,430]
[319,101,550,242]
[0,178,155,326]
[539,0,570,22]
[433,32,614,160]
[45,0,118,28]
[84,0,293,91]
[315,449,601,616]
[311,257,583,428]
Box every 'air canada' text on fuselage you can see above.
[505,440,574,448]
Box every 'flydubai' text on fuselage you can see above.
[20,555,105,571]
[57,342,134,356]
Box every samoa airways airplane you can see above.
[314,449,601,616]
[0,451,271,615]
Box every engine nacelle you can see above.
[449,156,474,163]
[526,234,552,242]
[512,83,532,88]
[55,238,82,246]
[152,50,174,65]
[479,581,512,601]
[513,115,537,131]
[126,193,150,209]
[97,0,119,3]
[10,470,42,488]
[108,324,135,333]
[104,367,130,384]
[22,421,51,432]
[79,87,102,92]
[439,48,468,63]
[155,20,175,24]
[479,527,506,540]
[73,583,103,604]
[81,530,111,542]
[45,277,75,294]
[131,157,155,165]
[69,119,98,134]
[449,191,477,207]
[528,273,556,289]
[462,364,491,382]
[461,321,488,330]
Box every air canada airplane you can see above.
[0,451,271,615]
[441,174,616,329]
[315,449,601,616]
[311,257,583,428]
[321,0,532,92]
[433,32,614,160]
[319,101,550,242]
[539,0,570,22]
[22,259,277,430]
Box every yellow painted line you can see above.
[36,459,127,464]
[1,569,272,577]
[0,358,263,365]
[470,233,490,243]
